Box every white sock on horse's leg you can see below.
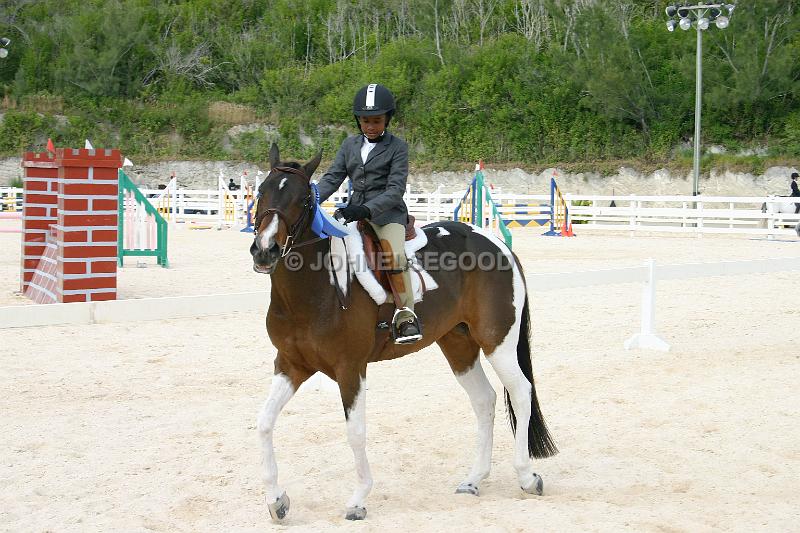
[344,377,373,514]
[257,373,296,504]
[454,359,496,493]
[488,351,539,491]
[483,250,542,493]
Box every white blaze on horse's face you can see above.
[259,215,279,251]
[278,177,288,190]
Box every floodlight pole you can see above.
[693,21,702,197]
[667,4,735,195]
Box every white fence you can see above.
[2,185,799,238]
[563,194,800,238]
[113,188,800,238]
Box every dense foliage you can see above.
[0,0,798,169]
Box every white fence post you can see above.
[766,198,775,240]
[170,179,178,227]
[697,200,704,237]
[624,258,671,352]
[682,201,688,228]
[728,202,734,229]
[430,185,442,222]
[217,175,226,228]
[629,196,636,235]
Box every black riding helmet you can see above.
[353,83,395,133]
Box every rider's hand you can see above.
[337,204,370,223]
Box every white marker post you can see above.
[624,258,671,352]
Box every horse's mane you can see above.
[278,161,302,170]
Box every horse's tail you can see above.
[504,293,558,459]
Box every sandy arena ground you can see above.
[1,223,799,532]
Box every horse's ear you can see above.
[304,149,323,180]
[269,143,280,170]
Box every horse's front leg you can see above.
[257,361,310,521]
[337,367,372,520]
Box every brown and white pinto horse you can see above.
[251,145,557,521]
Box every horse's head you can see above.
[250,143,322,274]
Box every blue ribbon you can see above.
[310,183,350,238]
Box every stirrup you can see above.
[392,307,422,345]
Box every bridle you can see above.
[254,165,351,309]
[254,166,325,257]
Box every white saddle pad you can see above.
[328,222,438,306]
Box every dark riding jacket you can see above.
[317,132,409,226]
[791,180,800,197]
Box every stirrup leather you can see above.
[392,307,422,345]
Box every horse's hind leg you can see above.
[257,356,311,521]
[487,346,542,495]
[483,306,545,496]
[438,326,496,496]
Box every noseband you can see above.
[254,166,323,257]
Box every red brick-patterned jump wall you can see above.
[21,148,122,303]
[20,152,58,296]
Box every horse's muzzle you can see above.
[250,240,279,275]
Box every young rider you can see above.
[316,83,422,345]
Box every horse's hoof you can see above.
[521,473,544,496]
[267,492,290,521]
[455,482,479,496]
[345,506,367,520]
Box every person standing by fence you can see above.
[791,172,800,214]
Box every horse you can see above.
[250,144,557,521]
[761,198,800,233]
[761,198,800,216]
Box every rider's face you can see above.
[358,115,387,140]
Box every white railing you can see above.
[565,194,799,237]
[406,185,459,222]
[126,188,799,237]
[3,185,798,238]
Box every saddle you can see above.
[356,215,418,293]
